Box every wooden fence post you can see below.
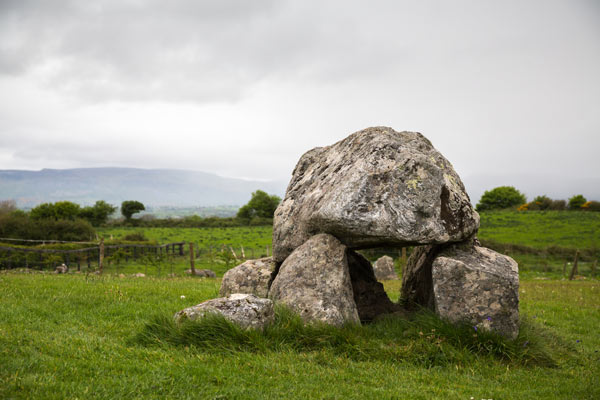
[568,250,579,281]
[562,260,567,276]
[189,242,196,275]
[592,259,597,278]
[99,238,104,274]
[402,247,407,264]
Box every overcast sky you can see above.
[1,0,599,202]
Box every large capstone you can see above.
[220,257,275,298]
[268,233,360,326]
[174,293,274,330]
[272,127,479,263]
[401,241,520,339]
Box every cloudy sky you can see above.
[1,0,599,202]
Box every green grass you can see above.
[1,273,598,399]
[98,226,273,252]
[478,210,600,250]
[99,211,600,255]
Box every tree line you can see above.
[0,190,281,242]
[475,186,600,212]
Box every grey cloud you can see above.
[2,1,596,103]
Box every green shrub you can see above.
[582,200,600,212]
[79,200,117,226]
[0,213,95,242]
[568,194,587,210]
[548,199,566,210]
[122,232,148,241]
[476,186,527,211]
[527,195,552,210]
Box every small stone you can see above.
[220,257,275,298]
[373,255,398,280]
[54,264,68,274]
[185,269,216,278]
[174,293,274,330]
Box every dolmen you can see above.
[177,127,519,339]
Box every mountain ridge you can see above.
[0,167,287,208]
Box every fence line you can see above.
[0,242,186,271]
[0,237,97,244]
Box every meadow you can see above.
[0,273,598,399]
[478,210,599,250]
[97,210,600,278]
[1,210,599,399]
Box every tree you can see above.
[531,195,552,210]
[53,201,81,220]
[121,200,145,220]
[568,194,587,210]
[29,203,57,220]
[0,199,17,216]
[475,186,527,211]
[237,190,281,220]
[80,200,117,226]
[30,201,81,220]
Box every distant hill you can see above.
[0,168,287,208]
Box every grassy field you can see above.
[99,226,273,253]
[0,273,598,399]
[96,211,600,278]
[99,211,600,252]
[478,210,600,250]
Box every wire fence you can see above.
[0,236,407,274]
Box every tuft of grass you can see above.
[134,306,557,368]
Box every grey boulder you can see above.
[373,255,398,280]
[401,241,520,339]
[219,257,275,298]
[268,233,360,326]
[174,293,274,330]
[273,127,479,263]
[432,244,520,339]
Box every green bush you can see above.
[527,195,552,210]
[582,201,600,212]
[568,194,587,210]
[548,199,566,210]
[122,232,148,241]
[476,186,527,211]
[30,201,82,221]
[0,213,95,242]
[79,200,117,226]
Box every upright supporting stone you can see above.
[269,234,360,326]
[432,244,519,339]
